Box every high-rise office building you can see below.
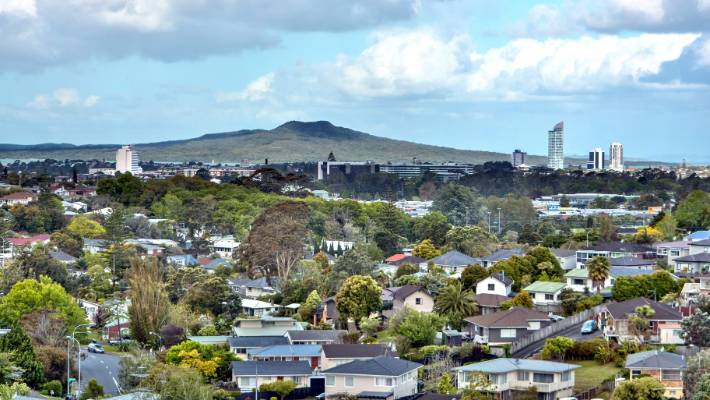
[609,142,624,172]
[587,147,605,171]
[116,145,143,174]
[512,149,527,167]
[547,121,564,170]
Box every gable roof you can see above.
[386,253,407,263]
[230,276,272,289]
[429,250,480,267]
[228,336,289,348]
[287,330,345,342]
[49,250,78,263]
[392,285,427,301]
[322,356,421,376]
[488,272,513,286]
[231,361,313,376]
[464,307,549,328]
[625,350,686,369]
[390,255,427,266]
[0,191,34,200]
[674,253,710,263]
[524,281,566,293]
[322,344,390,358]
[6,234,51,246]
[552,248,576,258]
[604,298,682,321]
[482,248,525,263]
[454,358,580,374]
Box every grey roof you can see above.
[489,272,513,286]
[248,344,321,358]
[228,336,289,348]
[625,350,686,369]
[604,298,682,321]
[392,285,427,301]
[475,293,509,308]
[610,267,656,278]
[49,250,78,263]
[689,239,710,247]
[322,344,390,358]
[675,253,710,263]
[83,238,105,247]
[552,248,576,258]
[203,258,230,270]
[230,276,272,289]
[609,256,656,267]
[464,307,549,328]
[322,356,421,376]
[454,358,580,374]
[231,361,313,376]
[287,330,345,342]
[584,242,655,253]
[482,248,525,263]
[429,250,480,267]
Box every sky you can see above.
[1,0,710,162]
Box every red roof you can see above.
[197,257,212,266]
[7,234,51,246]
[0,192,34,200]
[386,253,407,263]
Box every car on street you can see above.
[580,319,597,335]
[88,342,105,353]
[549,313,565,322]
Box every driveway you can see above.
[80,348,123,395]
[512,320,602,359]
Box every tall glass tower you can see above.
[547,121,564,170]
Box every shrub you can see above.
[41,380,62,396]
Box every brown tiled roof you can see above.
[604,298,682,321]
[475,293,510,308]
[464,307,549,328]
[0,191,33,200]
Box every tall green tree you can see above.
[433,183,483,226]
[434,281,477,329]
[336,275,382,324]
[412,211,451,246]
[675,190,710,230]
[654,212,678,241]
[127,258,170,346]
[0,277,85,328]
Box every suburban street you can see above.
[512,320,603,359]
[80,348,123,395]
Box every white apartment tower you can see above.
[116,145,143,174]
[547,121,564,170]
[587,147,605,171]
[609,142,624,172]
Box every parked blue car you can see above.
[581,319,597,334]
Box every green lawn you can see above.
[572,360,621,391]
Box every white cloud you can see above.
[216,73,275,102]
[311,30,701,100]
[0,0,420,71]
[697,37,710,66]
[28,88,100,109]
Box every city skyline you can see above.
[0,1,708,162]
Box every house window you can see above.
[545,294,554,300]
[500,329,517,338]
[240,377,255,387]
[530,293,536,299]
[528,321,541,330]
[573,279,585,285]
[517,371,529,381]
[561,371,571,382]
[671,250,680,257]
[631,370,642,378]
[533,373,554,383]
[326,376,335,386]
[345,376,354,387]
[490,374,507,385]
[488,284,495,291]
[662,370,681,381]
[376,377,394,386]
[415,298,422,305]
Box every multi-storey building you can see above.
[116,145,143,174]
[609,142,624,171]
[547,122,564,170]
[587,147,605,170]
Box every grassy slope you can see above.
[573,360,621,391]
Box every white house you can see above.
[209,235,240,259]
[240,299,281,317]
[476,272,513,297]
[523,281,566,312]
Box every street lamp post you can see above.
[497,207,502,235]
[487,211,492,233]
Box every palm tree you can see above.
[434,281,477,330]
[586,256,611,293]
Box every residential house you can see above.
[165,254,198,267]
[1,234,52,266]
[322,356,422,399]
[83,238,107,254]
[699,274,710,296]
[316,297,339,326]
[464,307,551,345]
[231,361,313,391]
[321,344,391,370]
[625,350,686,399]
[576,242,656,267]
[674,253,710,275]
[240,299,281,317]
[480,248,525,268]
[476,272,513,297]
[475,293,510,315]
[564,266,656,296]
[609,256,656,269]
[655,241,691,268]
[523,281,567,312]
[454,358,579,400]
[247,344,322,369]
[228,336,290,356]
[79,299,100,326]
[0,191,35,206]
[209,235,240,259]
[232,317,304,337]
[287,330,346,345]
[49,250,78,265]
[429,250,480,276]
[552,249,577,270]
[198,257,231,273]
[381,285,434,319]
[388,255,428,270]
[228,277,277,299]
[187,336,230,346]
[597,298,684,344]
[686,230,710,242]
